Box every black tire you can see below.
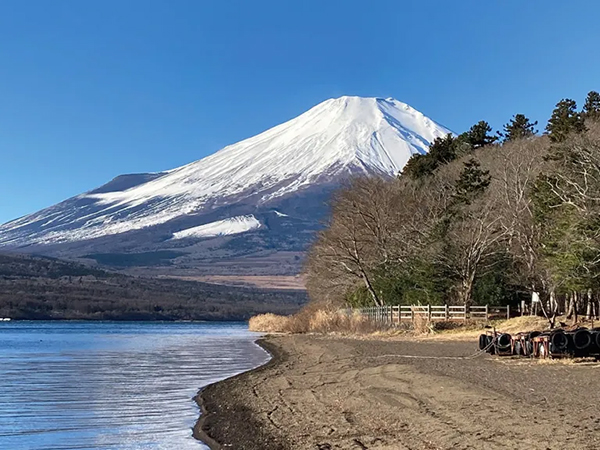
[573,329,592,350]
[478,334,487,350]
[551,331,569,352]
[497,333,512,349]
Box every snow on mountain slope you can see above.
[0,96,452,246]
[172,215,261,239]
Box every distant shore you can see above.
[194,334,600,450]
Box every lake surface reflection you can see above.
[0,321,269,449]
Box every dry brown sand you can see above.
[195,335,600,450]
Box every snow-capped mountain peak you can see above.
[0,96,451,246]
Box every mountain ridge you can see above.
[0,96,451,274]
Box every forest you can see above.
[0,253,306,320]
[305,91,600,321]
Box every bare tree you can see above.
[429,163,508,305]
[483,137,553,314]
[304,176,448,307]
[305,178,395,306]
[540,122,600,307]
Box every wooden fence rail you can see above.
[350,304,510,324]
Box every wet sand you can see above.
[195,335,600,450]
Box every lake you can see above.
[0,321,269,450]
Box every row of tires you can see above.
[478,328,600,358]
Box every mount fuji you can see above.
[0,96,451,276]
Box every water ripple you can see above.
[0,322,269,450]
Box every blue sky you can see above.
[1,0,599,223]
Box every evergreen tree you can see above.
[454,158,491,204]
[401,153,436,179]
[500,114,538,142]
[545,99,586,142]
[453,132,474,155]
[583,91,600,122]
[428,133,457,164]
[466,121,498,149]
[401,134,457,179]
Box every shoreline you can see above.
[193,338,281,450]
[194,334,600,450]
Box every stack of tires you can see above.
[549,328,600,357]
[479,328,600,359]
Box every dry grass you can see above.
[248,313,292,333]
[495,355,599,366]
[411,312,435,335]
[249,307,386,335]
[490,315,551,333]
[533,357,578,365]
[405,315,555,342]
[307,309,384,334]
[249,309,597,340]
[426,315,600,341]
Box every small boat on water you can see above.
[0,318,11,321]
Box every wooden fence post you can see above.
[507,305,510,320]
[445,304,449,321]
[485,304,489,321]
[428,304,432,322]
[521,300,525,316]
[464,303,469,321]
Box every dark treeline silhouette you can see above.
[305,91,600,322]
[0,254,306,320]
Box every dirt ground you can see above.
[195,335,600,450]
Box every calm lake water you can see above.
[0,321,269,450]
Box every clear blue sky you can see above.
[1,0,599,224]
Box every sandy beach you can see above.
[195,335,600,450]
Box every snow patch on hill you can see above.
[171,215,261,239]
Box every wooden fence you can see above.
[352,304,510,324]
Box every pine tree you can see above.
[428,134,457,164]
[454,158,491,204]
[546,99,586,142]
[401,133,457,179]
[500,114,538,142]
[466,121,498,149]
[401,153,436,179]
[454,132,474,155]
[583,91,600,122]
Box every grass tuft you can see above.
[249,307,385,335]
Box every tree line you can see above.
[305,91,600,321]
[0,253,306,320]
